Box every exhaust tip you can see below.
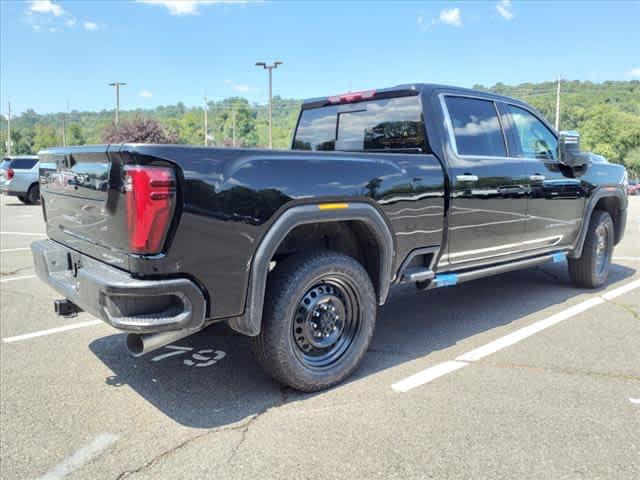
[126,334,145,357]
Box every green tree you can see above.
[33,125,59,152]
[580,105,640,163]
[68,123,86,146]
[624,146,640,178]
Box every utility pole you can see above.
[255,61,283,148]
[61,103,67,147]
[554,77,561,131]
[108,82,126,125]
[203,91,208,146]
[6,101,11,156]
[232,108,237,147]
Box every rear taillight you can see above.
[124,165,176,255]
[6,168,14,180]
[327,89,376,104]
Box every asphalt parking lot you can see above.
[1,193,639,480]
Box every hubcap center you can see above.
[296,288,347,350]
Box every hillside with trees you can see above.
[2,80,639,175]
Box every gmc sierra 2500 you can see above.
[32,84,628,391]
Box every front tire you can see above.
[568,210,614,288]
[251,251,377,392]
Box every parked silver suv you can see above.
[0,156,41,204]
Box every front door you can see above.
[500,103,585,249]
[442,95,530,266]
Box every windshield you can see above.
[293,96,428,153]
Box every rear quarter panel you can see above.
[159,149,445,319]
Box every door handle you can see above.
[456,174,479,182]
[529,174,546,182]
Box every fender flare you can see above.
[228,203,395,336]
[569,187,627,259]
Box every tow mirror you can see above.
[559,131,590,167]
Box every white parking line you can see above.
[2,320,103,344]
[392,278,640,393]
[0,274,37,283]
[613,256,640,261]
[0,231,45,236]
[0,247,32,252]
[39,433,118,480]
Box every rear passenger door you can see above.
[500,103,584,248]
[441,95,530,266]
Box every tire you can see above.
[251,250,377,392]
[568,210,614,288]
[26,183,40,204]
[17,195,29,204]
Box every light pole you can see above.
[108,82,127,125]
[255,61,283,149]
[6,101,11,156]
[204,91,209,146]
[554,77,561,131]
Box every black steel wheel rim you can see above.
[292,277,361,370]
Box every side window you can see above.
[504,105,557,160]
[445,96,506,157]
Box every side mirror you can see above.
[559,131,590,167]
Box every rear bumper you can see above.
[0,185,18,195]
[31,239,207,333]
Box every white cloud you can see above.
[629,68,640,78]
[29,0,64,16]
[439,8,461,27]
[417,7,462,31]
[496,0,515,20]
[136,0,250,16]
[83,21,99,31]
[26,1,99,33]
[225,79,251,93]
[139,90,154,98]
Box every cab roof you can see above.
[301,83,525,109]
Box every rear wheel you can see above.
[251,251,377,392]
[17,195,29,204]
[26,183,40,204]
[568,210,614,288]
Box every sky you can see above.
[1,0,639,115]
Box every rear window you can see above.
[445,96,506,157]
[9,158,38,170]
[293,96,428,153]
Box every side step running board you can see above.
[429,251,567,289]
[402,267,435,283]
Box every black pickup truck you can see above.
[32,84,628,391]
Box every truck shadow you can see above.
[89,261,636,430]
